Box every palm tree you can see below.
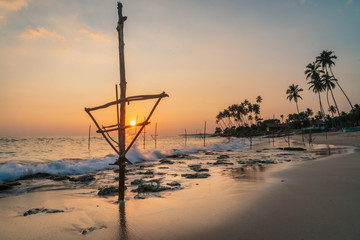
[328,105,336,118]
[256,95,262,104]
[308,77,326,117]
[306,108,313,117]
[316,50,353,109]
[286,84,303,114]
[305,62,323,81]
[322,73,340,117]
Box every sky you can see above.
[0,0,359,136]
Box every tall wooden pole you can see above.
[184,128,187,147]
[154,122,157,149]
[117,1,127,201]
[88,125,91,151]
[143,117,146,150]
[203,121,206,147]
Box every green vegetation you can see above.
[214,50,359,137]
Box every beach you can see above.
[0,132,359,240]
[196,131,360,240]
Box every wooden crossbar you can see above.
[85,92,168,112]
[98,121,150,134]
[102,121,150,130]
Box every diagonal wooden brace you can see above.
[111,94,167,165]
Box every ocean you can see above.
[0,135,247,184]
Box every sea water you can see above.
[0,135,246,183]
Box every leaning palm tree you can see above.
[308,76,326,118]
[286,84,303,115]
[316,50,353,109]
[322,73,340,117]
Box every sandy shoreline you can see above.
[0,131,359,240]
[214,131,360,240]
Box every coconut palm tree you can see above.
[286,84,303,114]
[316,50,353,109]
[256,95,262,104]
[216,111,229,129]
[306,108,313,117]
[322,73,340,117]
[305,62,323,81]
[308,76,326,117]
[328,105,336,118]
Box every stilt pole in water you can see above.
[203,121,206,147]
[185,128,187,147]
[143,117,146,150]
[84,2,169,202]
[117,2,127,201]
[88,125,91,151]
[154,122,157,149]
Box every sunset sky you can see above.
[1,0,360,136]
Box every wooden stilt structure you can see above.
[143,117,146,150]
[84,2,169,201]
[203,121,206,147]
[88,125,91,151]
[184,128,187,147]
[154,123,157,149]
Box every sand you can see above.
[195,131,360,240]
[0,131,359,240]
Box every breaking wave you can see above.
[0,137,248,183]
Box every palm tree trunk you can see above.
[326,89,331,112]
[318,93,325,118]
[296,101,300,115]
[227,117,234,128]
[329,88,341,117]
[217,121,225,132]
[329,67,354,110]
[221,119,229,129]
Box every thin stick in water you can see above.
[88,125,91,151]
[185,128,187,147]
[203,121,206,147]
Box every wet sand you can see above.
[202,131,360,240]
[0,131,359,239]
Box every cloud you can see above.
[78,29,109,42]
[20,26,68,45]
[0,15,5,26]
[299,0,306,5]
[0,0,30,12]
[347,0,353,4]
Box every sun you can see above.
[130,120,136,126]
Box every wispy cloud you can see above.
[20,26,68,45]
[0,15,5,27]
[0,0,31,12]
[78,29,109,42]
[347,0,353,4]
[299,0,306,5]
[0,0,31,27]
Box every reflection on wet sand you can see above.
[228,165,269,182]
[228,144,354,182]
[310,145,353,157]
[118,201,128,240]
